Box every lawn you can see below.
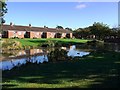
[1,38,92,50]
[2,51,120,89]
[12,38,90,47]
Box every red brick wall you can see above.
[47,32,56,38]
[7,30,72,39]
[61,33,66,38]
[30,32,42,38]
[8,31,26,38]
[8,31,14,38]
[34,32,42,38]
[30,32,33,38]
[16,31,25,38]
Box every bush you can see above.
[45,39,58,47]
[1,39,23,50]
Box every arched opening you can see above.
[66,33,70,38]
[24,32,30,38]
[54,33,62,38]
[2,31,8,38]
[41,32,47,38]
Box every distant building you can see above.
[2,22,73,39]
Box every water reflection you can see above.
[67,45,90,57]
[0,45,90,70]
[1,58,26,70]
[1,55,48,70]
[1,43,120,70]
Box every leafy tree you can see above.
[110,28,118,38]
[65,27,72,31]
[73,27,91,39]
[73,22,113,40]
[89,22,110,40]
[56,25,63,29]
[0,0,7,38]
[0,0,7,24]
[118,29,120,38]
[73,28,83,39]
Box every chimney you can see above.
[29,24,31,27]
[44,26,48,29]
[10,22,13,26]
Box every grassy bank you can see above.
[2,38,91,49]
[2,51,120,89]
[17,38,90,46]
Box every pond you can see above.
[1,42,120,71]
[0,45,90,70]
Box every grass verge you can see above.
[2,38,91,49]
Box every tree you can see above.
[73,22,112,40]
[89,22,110,40]
[56,25,63,29]
[65,27,72,31]
[73,28,83,39]
[118,29,120,38]
[0,0,7,24]
[0,0,7,38]
[73,27,90,39]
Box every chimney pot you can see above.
[29,24,31,27]
[44,26,46,28]
[44,26,48,29]
[10,22,13,26]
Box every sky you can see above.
[4,2,118,29]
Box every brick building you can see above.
[2,22,73,39]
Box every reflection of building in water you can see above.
[16,50,26,56]
[61,47,67,50]
[1,48,49,61]
[30,49,43,55]
[61,46,71,51]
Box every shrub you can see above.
[1,39,23,50]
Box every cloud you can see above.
[75,4,87,9]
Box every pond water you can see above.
[1,43,120,71]
[0,45,90,70]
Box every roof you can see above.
[2,24,72,33]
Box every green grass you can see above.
[2,51,120,89]
[6,38,90,47]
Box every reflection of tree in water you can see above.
[48,48,69,62]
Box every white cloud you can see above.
[75,4,87,9]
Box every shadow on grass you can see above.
[28,40,46,43]
[29,39,85,46]
[2,51,120,89]
[2,84,18,88]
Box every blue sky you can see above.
[5,2,118,29]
